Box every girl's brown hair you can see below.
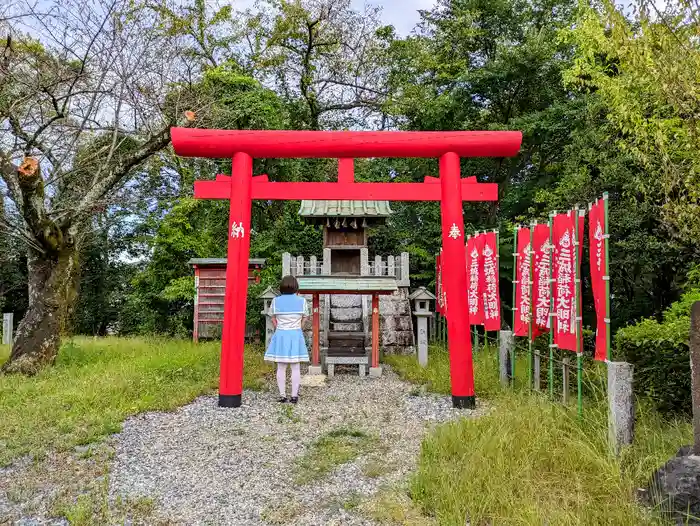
[279,275,299,294]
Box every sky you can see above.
[233,0,437,36]
[349,0,436,35]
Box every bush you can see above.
[615,289,700,415]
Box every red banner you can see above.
[531,224,551,339]
[514,228,531,336]
[589,200,608,361]
[467,235,483,325]
[481,232,501,331]
[552,211,579,352]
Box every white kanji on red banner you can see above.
[481,232,501,331]
[518,242,532,325]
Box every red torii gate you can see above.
[171,128,522,409]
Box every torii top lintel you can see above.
[171,128,522,159]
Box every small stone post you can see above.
[296,256,304,277]
[360,248,369,276]
[309,256,318,275]
[690,302,700,454]
[409,287,436,368]
[534,352,541,391]
[499,330,514,386]
[562,358,570,405]
[2,313,13,345]
[608,361,635,455]
[322,248,331,275]
[399,252,410,287]
[282,252,292,277]
[374,255,382,276]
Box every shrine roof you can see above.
[297,275,398,294]
[298,200,393,218]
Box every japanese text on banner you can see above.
[552,212,580,352]
[589,200,608,361]
[531,223,552,339]
[514,228,531,337]
[466,235,484,325]
[481,232,501,331]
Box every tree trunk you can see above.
[1,245,80,374]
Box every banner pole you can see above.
[528,222,535,390]
[548,212,555,398]
[575,207,584,417]
[511,226,518,383]
[603,192,611,361]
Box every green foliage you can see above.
[615,287,700,415]
[411,391,689,525]
[0,337,272,466]
[389,341,692,525]
[564,0,700,245]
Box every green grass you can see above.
[385,344,508,398]
[0,336,272,466]
[389,344,692,525]
[294,427,379,484]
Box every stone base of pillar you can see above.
[307,365,323,375]
[369,366,383,378]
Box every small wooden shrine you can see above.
[188,258,265,341]
[284,198,414,374]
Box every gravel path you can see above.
[109,368,485,525]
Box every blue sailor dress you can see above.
[263,294,310,363]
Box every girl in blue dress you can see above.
[264,275,310,403]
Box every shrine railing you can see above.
[282,250,410,287]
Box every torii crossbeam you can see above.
[171,128,522,409]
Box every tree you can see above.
[248,0,392,130]
[0,0,195,373]
[564,0,700,245]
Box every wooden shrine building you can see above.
[189,258,265,342]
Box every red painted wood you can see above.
[371,294,380,369]
[425,175,477,183]
[338,158,354,183]
[216,174,268,183]
[312,294,320,366]
[193,267,200,343]
[220,152,253,400]
[194,180,498,201]
[171,128,522,159]
[439,152,474,398]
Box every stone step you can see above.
[330,294,362,308]
[328,331,365,341]
[326,347,367,357]
[327,339,365,348]
[330,307,362,322]
[331,322,362,332]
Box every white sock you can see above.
[277,363,287,397]
[290,363,301,398]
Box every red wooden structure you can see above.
[171,128,522,409]
[189,258,265,342]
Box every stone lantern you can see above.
[409,287,436,367]
[259,287,278,348]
